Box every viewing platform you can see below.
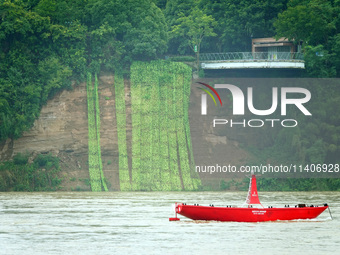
[200,52,305,70]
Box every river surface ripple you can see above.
[0,191,339,255]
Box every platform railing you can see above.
[200,52,304,61]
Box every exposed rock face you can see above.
[0,74,120,191]
[0,75,251,190]
[9,85,88,157]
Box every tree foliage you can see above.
[170,6,217,71]
[86,0,168,64]
[165,0,196,54]
[0,0,168,141]
[1,0,340,191]
[274,0,340,76]
[0,152,61,191]
[199,0,288,52]
[0,0,85,140]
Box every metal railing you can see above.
[200,52,304,61]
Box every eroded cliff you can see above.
[0,73,250,191]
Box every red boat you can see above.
[170,174,330,222]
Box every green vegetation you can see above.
[1,0,339,191]
[170,6,217,72]
[167,0,340,76]
[0,1,84,141]
[274,0,340,77]
[114,73,131,191]
[86,73,107,191]
[130,61,200,190]
[1,0,339,143]
[0,153,61,191]
[0,0,167,142]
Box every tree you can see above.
[164,0,196,54]
[170,6,216,73]
[201,0,288,52]
[274,0,339,76]
[274,0,335,45]
[303,45,336,77]
[0,0,169,141]
[33,0,87,24]
[86,0,168,63]
[0,0,85,140]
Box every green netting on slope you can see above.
[130,64,142,190]
[94,74,108,191]
[86,73,107,191]
[114,73,131,191]
[158,65,171,190]
[129,61,201,191]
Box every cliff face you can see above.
[0,74,250,191]
[0,84,88,157]
[0,74,121,190]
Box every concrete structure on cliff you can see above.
[200,37,304,70]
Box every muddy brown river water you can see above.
[1,191,339,255]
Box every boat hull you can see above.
[176,204,328,222]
